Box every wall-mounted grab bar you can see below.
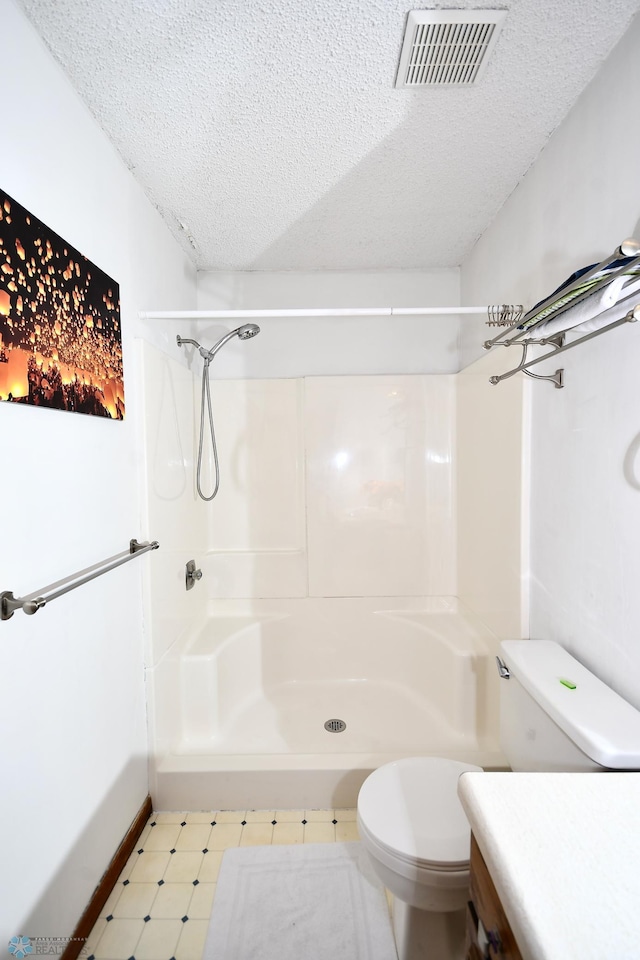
[1,538,159,621]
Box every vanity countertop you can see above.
[458,772,640,960]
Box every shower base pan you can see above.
[153,745,505,811]
[150,598,507,809]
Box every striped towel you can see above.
[521,256,640,334]
[571,280,640,334]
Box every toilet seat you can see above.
[357,757,482,868]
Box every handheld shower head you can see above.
[176,324,260,363]
[176,322,262,501]
[205,323,261,360]
[237,323,260,340]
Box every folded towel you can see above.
[571,280,640,335]
[521,256,640,334]
[532,275,628,336]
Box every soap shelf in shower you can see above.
[483,239,640,388]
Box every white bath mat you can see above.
[203,841,397,960]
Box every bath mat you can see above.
[202,841,397,960]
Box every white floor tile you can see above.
[143,823,182,851]
[207,823,242,849]
[163,852,204,883]
[244,810,275,822]
[272,822,304,845]
[213,810,246,823]
[185,811,216,824]
[240,822,273,846]
[151,882,194,919]
[154,811,188,823]
[112,882,158,918]
[336,821,360,842]
[174,919,209,960]
[196,850,224,883]
[117,849,140,883]
[93,919,144,959]
[83,918,107,956]
[303,822,336,843]
[128,851,171,884]
[188,883,216,920]
[135,918,183,960]
[99,883,123,919]
[175,824,212,851]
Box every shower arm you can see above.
[176,335,214,364]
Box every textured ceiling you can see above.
[17,0,640,271]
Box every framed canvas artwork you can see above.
[0,189,124,418]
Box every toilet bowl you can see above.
[357,756,482,960]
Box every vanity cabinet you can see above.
[466,834,523,960]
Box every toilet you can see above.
[357,756,482,960]
[358,638,640,960]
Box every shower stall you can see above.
[139,317,526,810]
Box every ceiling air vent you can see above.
[395,10,506,88]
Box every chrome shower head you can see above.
[177,323,261,363]
[237,323,260,340]
[205,323,260,359]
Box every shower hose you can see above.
[197,358,220,501]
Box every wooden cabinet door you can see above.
[466,834,524,959]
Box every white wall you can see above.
[0,0,196,939]
[456,355,527,642]
[138,341,207,772]
[196,268,463,375]
[461,15,640,707]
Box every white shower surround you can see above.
[141,337,524,809]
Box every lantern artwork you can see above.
[0,189,124,419]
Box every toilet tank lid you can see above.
[500,640,640,769]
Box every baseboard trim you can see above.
[62,794,153,960]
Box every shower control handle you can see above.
[185,559,202,591]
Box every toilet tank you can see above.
[498,640,640,772]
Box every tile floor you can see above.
[84,808,360,960]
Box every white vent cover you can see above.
[395,10,506,88]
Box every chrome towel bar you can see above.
[483,238,640,388]
[1,538,159,621]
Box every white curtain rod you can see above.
[140,306,496,320]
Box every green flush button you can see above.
[559,678,577,690]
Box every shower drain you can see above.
[324,718,347,733]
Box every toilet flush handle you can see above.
[495,656,510,679]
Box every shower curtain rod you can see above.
[140,306,502,320]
